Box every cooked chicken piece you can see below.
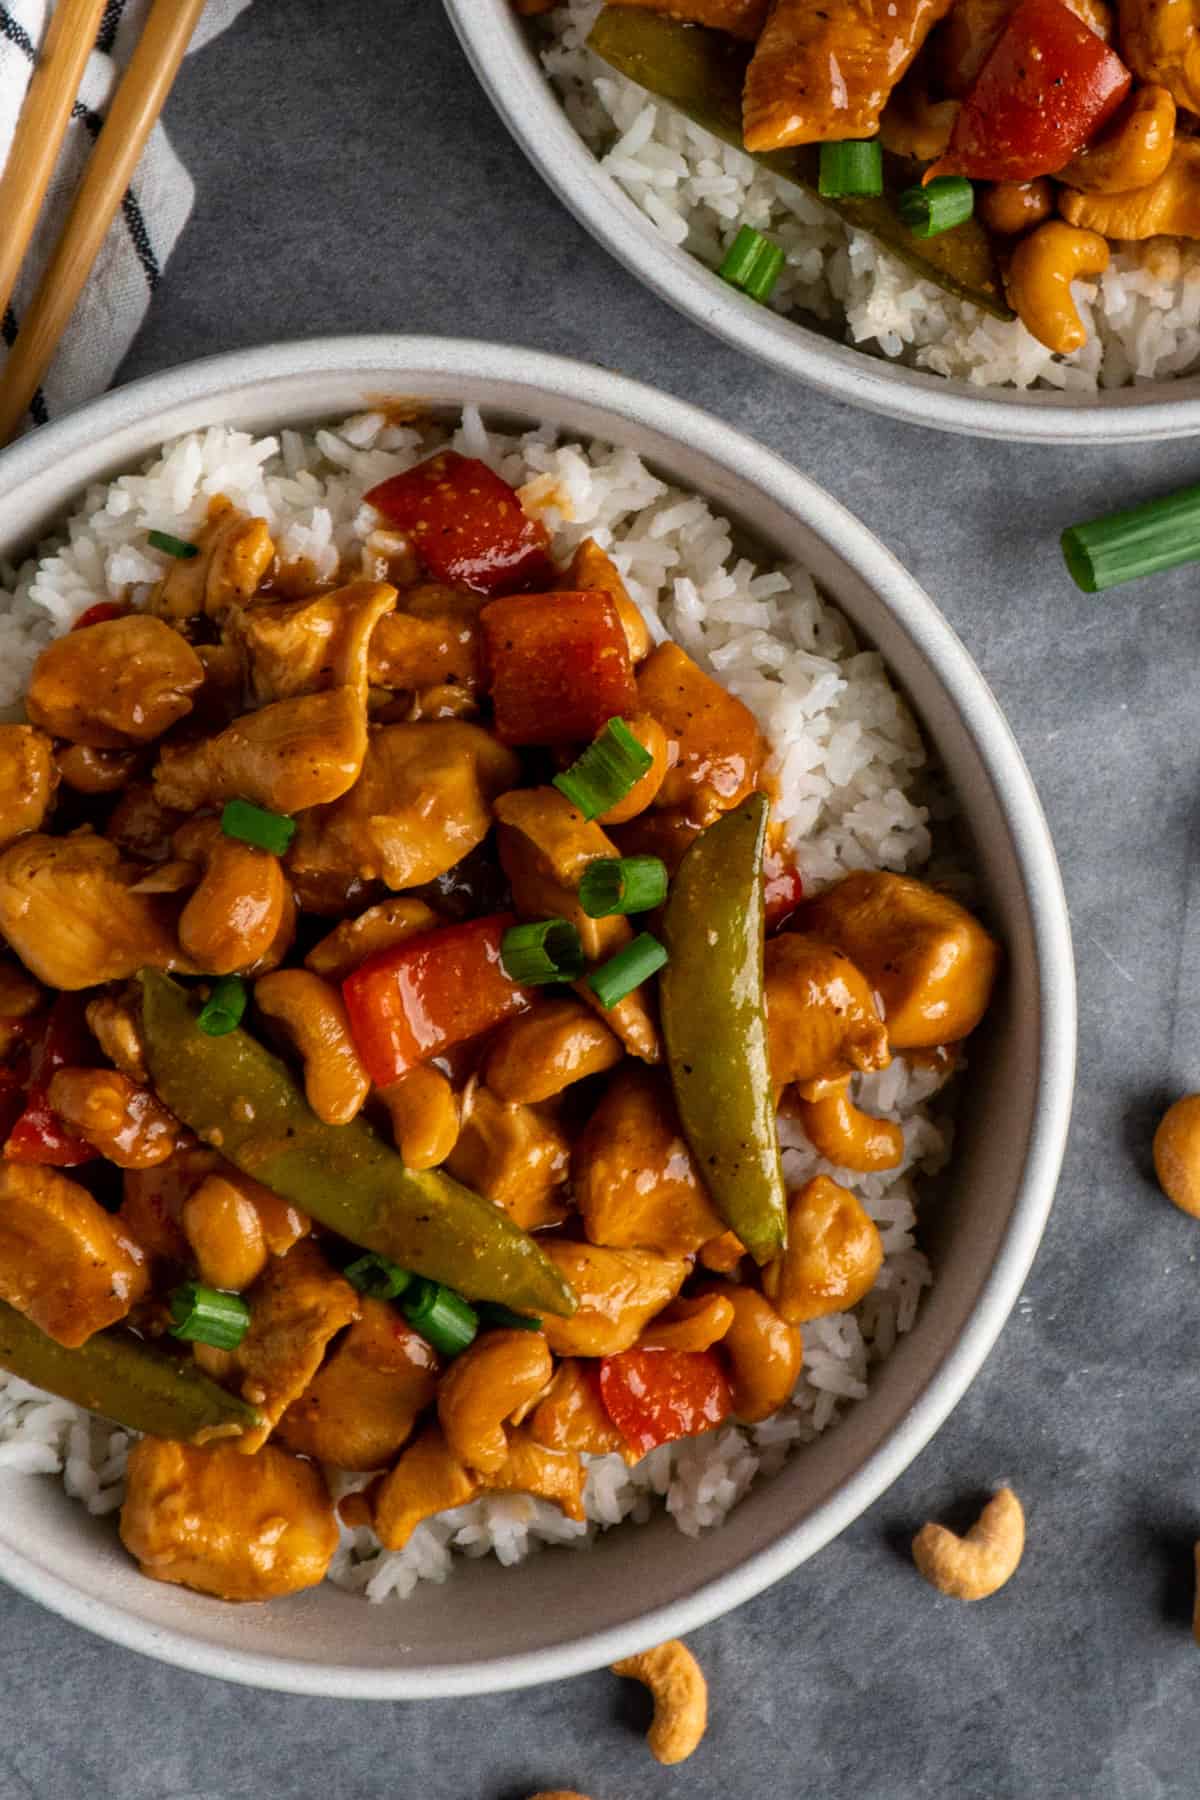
[575,974,662,1065]
[444,1085,571,1231]
[54,744,139,796]
[151,499,275,624]
[743,0,954,149]
[120,1438,338,1601]
[278,1301,441,1471]
[495,786,631,961]
[46,1068,179,1169]
[0,1162,147,1346]
[764,1175,883,1323]
[232,580,397,706]
[120,1145,221,1265]
[482,1428,586,1523]
[484,997,623,1104]
[26,615,204,750]
[538,1240,689,1357]
[607,0,770,38]
[106,781,188,864]
[304,896,439,981]
[564,538,652,662]
[367,583,486,695]
[0,832,189,989]
[288,720,518,894]
[529,1359,635,1461]
[1059,139,1200,234]
[371,1424,480,1551]
[0,725,56,850]
[153,685,367,814]
[801,871,1000,1048]
[764,932,891,1089]
[573,1065,724,1256]
[636,642,763,825]
[233,1240,361,1453]
[1118,0,1200,108]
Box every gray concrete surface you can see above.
[2,2,1200,1794]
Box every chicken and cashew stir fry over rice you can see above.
[0,418,998,1605]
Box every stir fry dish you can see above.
[0,444,999,1604]
[564,0,1194,353]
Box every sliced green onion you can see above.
[476,1303,543,1332]
[1062,483,1200,592]
[587,931,668,1009]
[718,224,785,303]
[579,855,669,919]
[818,139,883,198]
[147,529,199,560]
[500,918,586,985]
[553,718,653,821]
[197,976,247,1037]
[402,1279,478,1357]
[344,1253,412,1300]
[898,176,974,239]
[220,797,296,856]
[167,1281,251,1351]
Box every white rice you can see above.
[540,0,1200,391]
[0,407,954,1600]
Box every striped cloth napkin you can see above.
[0,0,253,429]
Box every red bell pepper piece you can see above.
[5,995,97,1167]
[71,601,129,630]
[364,451,554,596]
[480,591,639,746]
[342,913,533,1089]
[930,0,1131,181]
[598,1347,733,1456]
[763,854,804,932]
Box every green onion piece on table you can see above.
[818,139,883,198]
[500,918,586,985]
[475,1302,543,1332]
[147,529,199,559]
[579,854,669,919]
[403,1279,479,1357]
[220,797,297,856]
[588,931,668,1009]
[1062,482,1200,592]
[168,1282,251,1352]
[553,718,653,821]
[197,975,247,1037]
[898,176,974,239]
[718,224,785,303]
[344,1253,412,1300]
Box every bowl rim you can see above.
[0,335,1076,1696]
[442,0,1200,444]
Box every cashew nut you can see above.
[712,1284,802,1423]
[55,743,140,795]
[597,714,672,825]
[379,1064,460,1170]
[436,1329,554,1473]
[912,1487,1025,1600]
[640,1292,735,1352]
[1059,84,1176,194]
[879,88,959,161]
[1005,221,1109,355]
[764,1175,883,1324]
[484,997,622,1104]
[1153,1094,1200,1216]
[175,819,293,976]
[254,968,370,1125]
[979,179,1053,236]
[182,1172,269,1292]
[611,1639,708,1766]
[796,1082,904,1172]
[566,536,651,663]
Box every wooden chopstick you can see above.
[0,0,208,447]
[0,0,109,334]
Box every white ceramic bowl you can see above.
[0,337,1074,1696]
[444,0,1200,443]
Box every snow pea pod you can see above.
[138,970,576,1318]
[659,793,787,1263]
[585,8,1013,320]
[0,1301,261,1443]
